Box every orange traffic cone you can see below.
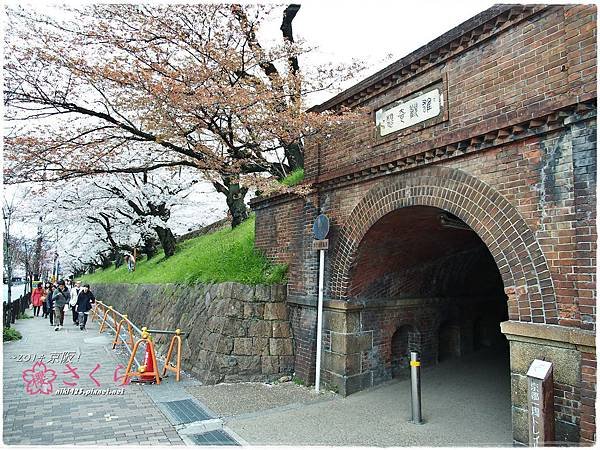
[122,328,161,385]
[139,340,157,382]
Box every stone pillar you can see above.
[321,300,373,395]
[501,321,596,445]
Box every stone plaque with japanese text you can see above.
[375,88,443,137]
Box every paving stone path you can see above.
[3,310,184,445]
[4,307,514,446]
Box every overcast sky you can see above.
[5,0,497,106]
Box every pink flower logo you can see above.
[22,361,57,395]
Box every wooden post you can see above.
[527,359,555,446]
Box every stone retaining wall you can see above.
[91,282,294,384]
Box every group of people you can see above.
[30,280,96,331]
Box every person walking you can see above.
[69,281,82,326]
[52,280,70,331]
[41,283,50,318]
[125,253,136,272]
[76,284,95,331]
[30,283,45,317]
[46,284,56,326]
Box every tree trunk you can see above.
[227,184,249,228]
[114,252,124,269]
[141,234,158,260]
[100,253,111,269]
[25,261,31,294]
[33,220,43,281]
[155,226,176,258]
[284,141,304,172]
[4,234,13,303]
[214,177,249,228]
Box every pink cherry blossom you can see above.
[21,361,57,395]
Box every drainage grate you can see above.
[161,399,213,424]
[189,430,239,446]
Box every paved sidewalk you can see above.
[190,347,514,447]
[4,308,515,447]
[3,310,183,445]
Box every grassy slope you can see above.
[81,217,287,285]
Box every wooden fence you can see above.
[3,292,31,329]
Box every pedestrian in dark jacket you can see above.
[76,284,95,331]
[46,285,56,325]
[42,283,51,318]
[52,280,70,331]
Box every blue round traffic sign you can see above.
[312,214,330,240]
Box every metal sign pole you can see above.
[315,248,325,392]
[312,213,329,393]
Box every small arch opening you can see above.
[438,321,461,362]
[390,325,418,378]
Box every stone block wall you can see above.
[91,282,294,384]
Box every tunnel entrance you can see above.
[348,205,509,389]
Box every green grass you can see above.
[280,168,304,187]
[17,312,33,319]
[3,327,22,342]
[80,216,287,285]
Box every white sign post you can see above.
[527,359,555,446]
[315,247,325,393]
[312,214,330,393]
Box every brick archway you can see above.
[330,166,558,324]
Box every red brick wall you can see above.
[251,4,596,442]
[580,351,597,444]
[254,196,303,265]
[288,303,317,385]
[305,5,596,185]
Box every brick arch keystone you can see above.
[329,166,558,324]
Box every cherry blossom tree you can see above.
[4,4,363,227]
[22,167,216,267]
[3,188,32,300]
